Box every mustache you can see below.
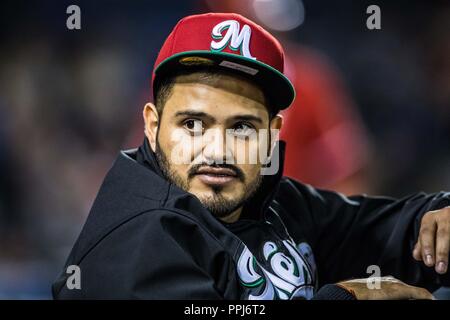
[188,163,245,182]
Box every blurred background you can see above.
[0,0,449,298]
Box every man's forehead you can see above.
[172,71,266,103]
[163,72,269,120]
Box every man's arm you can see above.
[281,178,450,292]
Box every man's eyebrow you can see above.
[174,110,263,124]
[174,110,215,122]
[230,114,263,124]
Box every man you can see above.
[53,13,450,300]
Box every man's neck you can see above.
[220,207,242,224]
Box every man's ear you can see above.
[143,103,159,152]
[270,114,283,132]
[269,114,283,150]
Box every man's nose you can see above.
[201,128,234,165]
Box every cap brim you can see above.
[154,50,295,111]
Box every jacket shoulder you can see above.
[53,208,236,299]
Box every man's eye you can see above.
[232,122,255,137]
[183,119,203,135]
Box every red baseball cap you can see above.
[152,12,295,111]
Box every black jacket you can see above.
[52,140,450,299]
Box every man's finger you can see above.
[419,217,437,267]
[435,220,450,274]
[413,242,422,261]
[407,286,434,300]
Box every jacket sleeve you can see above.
[282,178,450,292]
[53,210,237,299]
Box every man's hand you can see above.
[413,206,450,274]
[338,276,434,300]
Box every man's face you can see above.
[144,72,281,219]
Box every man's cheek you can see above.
[233,139,259,165]
[168,129,200,165]
[238,164,257,182]
[245,135,268,166]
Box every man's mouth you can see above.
[194,167,239,187]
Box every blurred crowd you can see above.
[0,0,449,298]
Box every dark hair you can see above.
[153,67,278,120]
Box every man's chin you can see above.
[191,189,238,204]
[190,178,239,195]
[191,190,244,218]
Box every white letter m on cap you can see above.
[211,20,256,60]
